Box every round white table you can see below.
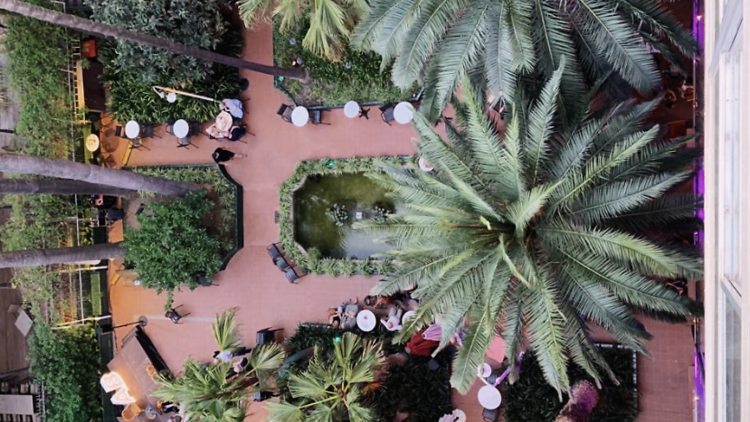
[173,119,190,138]
[344,101,360,118]
[478,363,492,378]
[166,92,177,103]
[478,385,502,409]
[418,157,434,172]
[356,310,376,332]
[291,106,309,127]
[216,111,233,132]
[125,121,141,139]
[394,102,414,124]
[85,134,100,152]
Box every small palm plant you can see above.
[357,70,702,395]
[267,332,386,422]
[239,0,370,60]
[154,309,286,422]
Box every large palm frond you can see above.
[358,77,702,394]
[352,0,696,120]
[267,332,385,422]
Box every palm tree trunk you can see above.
[0,155,199,196]
[0,0,305,79]
[0,242,126,268]
[0,178,135,196]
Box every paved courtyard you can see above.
[107,21,697,422]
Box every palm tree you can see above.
[0,155,199,196]
[0,0,304,79]
[0,179,134,196]
[351,0,696,120]
[154,309,286,422]
[266,332,386,422]
[0,242,126,268]
[356,72,702,395]
[239,0,369,61]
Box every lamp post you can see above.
[152,86,218,104]
[96,315,148,335]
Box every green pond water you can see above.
[293,173,398,259]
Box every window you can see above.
[720,49,741,290]
[718,286,741,421]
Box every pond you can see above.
[293,173,398,259]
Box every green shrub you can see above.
[3,0,79,157]
[273,20,415,105]
[504,345,639,422]
[283,324,452,422]
[92,1,242,123]
[124,191,223,307]
[88,0,229,85]
[28,324,102,422]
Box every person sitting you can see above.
[327,307,342,328]
[228,125,246,142]
[206,124,228,140]
[340,303,359,329]
[221,98,244,119]
[381,307,403,331]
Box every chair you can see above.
[482,407,500,422]
[189,122,203,136]
[131,138,150,151]
[141,124,160,139]
[311,110,330,125]
[114,126,128,139]
[274,255,291,271]
[121,403,143,422]
[380,103,396,125]
[176,137,196,149]
[267,244,283,260]
[284,267,300,283]
[165,124,174,136]
[277,104,293,122]
[256,327,283,345]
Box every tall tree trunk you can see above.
[0,0,305,79]
[0,178,135,196]
[0,155,199,196]
[0,242,126,268]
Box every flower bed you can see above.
[278,156,414,276]
[272,19,418,107]
[504,344,639,422]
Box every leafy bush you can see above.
[92,5,242,123]
[283,324,452,422]
[504,345,639,422]
[124,191,223,306]
[3,0,79,157]
[88,0,229,85]
[28,324,102,422]
[273,21,414,105]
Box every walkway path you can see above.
[109,21,695,422]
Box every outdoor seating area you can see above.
[266,244,300,283]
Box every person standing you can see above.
[212,147,246,164]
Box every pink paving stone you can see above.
[109,21,695,422]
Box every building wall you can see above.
[703,0,750,421]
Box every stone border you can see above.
[277,156,413,276]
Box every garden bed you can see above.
[279,324,453,422]
[132,165,242,268]
[272,19,419,107]
[278,156,413,276]
[504,343,638,422]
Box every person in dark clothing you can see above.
[212,147,246,164]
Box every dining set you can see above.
[277,100,415,127]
